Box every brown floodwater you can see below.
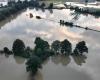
[0,2,100,80]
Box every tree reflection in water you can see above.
[14,56,25,64]
[28,70,43,80]
[72,54,87,66]
[51,54,87,66]
[42,57,50,65]
[28,54,87,80]
[51,55,71,66]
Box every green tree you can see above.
[34,37,49,51]
[34,37,50,60]
[26,55,42,74]
[40,3,46,8]
[48,3,53,9]
[61,39,72,55]
[73,41,88,55]
[51,40,61,54]
[12,39,25,55]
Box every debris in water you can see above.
[36,16,42,19]
[30,13,33,18]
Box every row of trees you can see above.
[51,39,72,55]
[0,37,88,73]
[65,3,100,16]
[0,0,27,21]
[2,38,88,56]
[74,7,100,16]
[0,37,88,74]
[25,37,88,74]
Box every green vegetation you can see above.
[51,40,61,54]
[0,0,93,76]
[73,41,88,55]
[60,39,72,55]
[0,37,88,74]
[12,39,30,58]
[0,1,27,21]
[64,4,100,16]
[51,39,72,55]
[0,0,99,21]
[34,37,51,60]
[12,39,25,55]
[0,0,54,21]
[26,55,42,74]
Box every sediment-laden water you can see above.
[0,1,100,80]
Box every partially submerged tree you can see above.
[48,3,53,9]
[34,37,50,60]
[34,37,49,52]
[51,40,61,54]
[40,3,46,8]
[61,39,72,55]
[26,55,42,74]
[51,39,72,55]
[12,39,25,55]
[25,46,33,56]
[73,41,88,55]
[3,47,12,55]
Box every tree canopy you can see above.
[1,37,88,74]
[26,55,42,74]
[12,39,25,55]
[73,41,88,55]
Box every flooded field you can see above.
[0,1,100,80]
